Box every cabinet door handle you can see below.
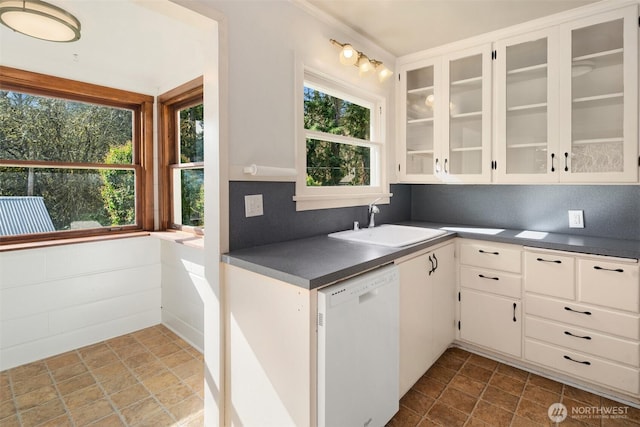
[564,152,569,172]
[478,274,499,281]
[593,266,624,273]
[479,249,499,255]
[435,158,440,173]
[564,306,592,316]
[563,355,591,366]
[536,257,562,264]
[444,158,448,174]
[551,153,556,172]
[428,255,435,276]
[564,331,592,340]
[432,253,438,272]
[512,303,517,322]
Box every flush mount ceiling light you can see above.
[0,0,81,42]
[330,39,393,83]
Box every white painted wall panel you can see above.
[0,237,162,370]
[160,240,204,351]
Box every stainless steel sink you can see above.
[328,224,447,247]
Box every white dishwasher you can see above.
[317,264,399,427]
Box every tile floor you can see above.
[388,347,640,427]
[0,325,203,426]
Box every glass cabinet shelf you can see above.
[507,142,548,149]
[407,149,435,155]
[573,92,623,104]
[450,146,483,152]
[573,48,623,62]
[407,86,434,94]
[451,76,482,86]
[507,103,547,112]
[408,117,434,124]
[451,111,482,119]
[507,63,547,76]
[573,137,624,145]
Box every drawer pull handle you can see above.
[564,331,592,340]
[536,257,562,264]
[428,256,435,276]
[433,253,438,272]
[593,266,624,273]
[479,249,499,255]
[478,274,499,281]
[564,306,591,316]
[563,355,591,366]
[513,303,517,322]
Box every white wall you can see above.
[160,240,205,352]
[210,0,397,181]
[0,237,161,371]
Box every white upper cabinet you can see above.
[398,45,492,183]
[494,29,560,183]
[398,3,639,184]
[442,45,493,183]
[399,57,442,182]
[559,6,638,182]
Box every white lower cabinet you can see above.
[460,289,522,357]
[458,239,523,358]
[524,248,640,397]
[398,242,455,396]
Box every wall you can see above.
[229,182,411,250]
[160,240,205,351]
[412,184,640,241]
[208,0,396,180]
[0,237,161,371]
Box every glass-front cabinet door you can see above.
[559,6,638,182]
[399,58,441,182]
[495,29,559,183]
[442,44,492,183]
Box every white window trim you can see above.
[294,66,391,211]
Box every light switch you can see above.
[245,194,264,217]
[568,210,584,228]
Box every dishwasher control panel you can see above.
[324,265,398,308]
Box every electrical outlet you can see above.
[568,210,584,228]
[245,194,264,217]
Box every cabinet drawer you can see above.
[459,242,521,273]
[525,339,639,395]
[578,259,639,313]
[460,266,521,299]
[525,316,640,367]
[524,250,575,299]
[526,294,640,340]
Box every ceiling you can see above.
[307,0,599,56]
[0,0,212,94]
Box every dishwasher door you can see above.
[317,264,399,427]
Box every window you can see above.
[159,78,204,233]
[0,67,154,244]
[295,69,389,210]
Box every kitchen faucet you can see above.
[368,198,382,228]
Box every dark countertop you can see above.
[222,222,640,290]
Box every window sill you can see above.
[293,192,393,211]
[151,230,204,250]
[0,231,151,252]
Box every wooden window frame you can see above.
[0,66,154,245]
[158,77,204,233]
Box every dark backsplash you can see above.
[228,182,411,250]
[412,184,640,241]
[228,182,639,250]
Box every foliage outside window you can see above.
[295,69,387,211]
[159,79,204,232]
[0,67,153,243]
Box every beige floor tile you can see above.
[167,394,203,424]
[0,399,16,420]
[143,370,180,394]
[154,381,194,408]
[460,363,494,383]
[131,408,175,427]
[521,383,561,409]
[50,362,88,382]
[88,413,127,426]
[12,372,53,396]
[148,341,182,358]
[92,361,130,383]
[100,372,139,395]
[161,349,195,369]
[423,363,457,384]
[57,372,96,396]
[490,372,527,396]
[69,398,115,425]
[19,397,66,426]
[426,401,468,427]
[438,387,478,414]
[120,396,164,425]
[172,359,203,381]
[9,361,48,382]
[133,360,166,381]
[449,373,486,398]
[0,414,20,427]
[38,413,74,427]
[63,383,106,411]
[481,385,520,413]
[412,375,447,399]
[111,383,150,410]
[14,384,58,411]
[399,389,435,417]
[45,350,81,371]
[471,400,514,427]
[467,354,499,371]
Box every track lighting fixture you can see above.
[330,39,393,83]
